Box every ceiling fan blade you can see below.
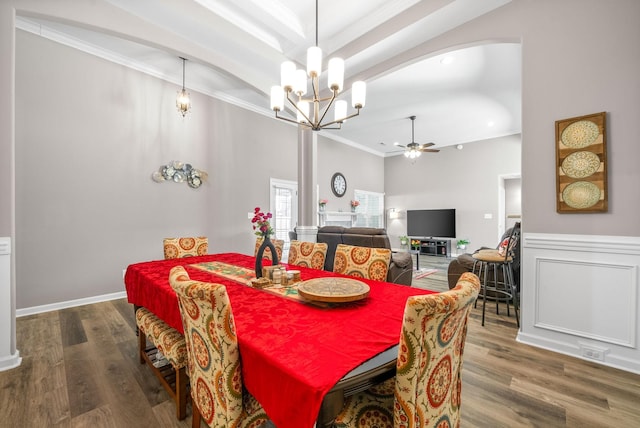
[393,142,407,148]
[418,148,440,153]
[418,142,435,148]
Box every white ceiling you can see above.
[16,0,521,156]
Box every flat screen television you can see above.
[407,209,456,238]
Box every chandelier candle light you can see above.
[176,57,191,117]
[269,0,366,130]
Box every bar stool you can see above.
[472,223,520,327]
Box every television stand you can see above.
[413,238,451,258]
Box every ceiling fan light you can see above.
[352,81,366,108]
[334,100,347,122]
[307,46,322,78]
[327,58,344,92]
[270,85,284,111]
[280,61,296,91]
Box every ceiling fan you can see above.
[393,116,440,158]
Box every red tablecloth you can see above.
[125,253,434,428]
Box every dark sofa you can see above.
[316,226,413,285]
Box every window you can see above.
[353,190,384,228]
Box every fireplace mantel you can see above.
[318,211,357,227]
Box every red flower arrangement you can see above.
[251,207,274,237]
[350,200,360,208]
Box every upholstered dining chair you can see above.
[287,240,328,270]
[254,237,284,262]
[334,272,481,428]
[333,243,392,281]
[163,236,208,259]
[169,266,269,428]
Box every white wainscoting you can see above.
[518,233,640,374]
[0,237,21,372]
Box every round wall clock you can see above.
[331,172,347,197]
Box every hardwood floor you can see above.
[2,287,640,427]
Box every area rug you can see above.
[414,268,438,279]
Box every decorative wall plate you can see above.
[562,181,601,209]
[561,120,600,148]
[556,112,607,213]
[561,151,601,178]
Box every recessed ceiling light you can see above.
[440,56,454,65]
[456,144,463,150]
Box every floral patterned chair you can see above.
[334,272,481,428]
[136,308,189,420]
[163,236,208,259]
[169,266,270,428]
[333,243,392,281]
[254,237,284,262]
[287,240,328,270]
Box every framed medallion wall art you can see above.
[556,111,607,213]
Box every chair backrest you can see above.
[169,266,248,427]
[254,237,284,262]
[287,240,328,270]
[497,222,521,262]
[163,237,208,259]
[395,272,480,427]
[332,243,391,281]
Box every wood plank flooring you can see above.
[2,273,640,427]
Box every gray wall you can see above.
[385,135,521,249]
[14,31,382,308]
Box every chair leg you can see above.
[192,402,202,428]
[138,328,147,364]
[176,367,187,420]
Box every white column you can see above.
[0,7,20,372]
[0,237,20,371]
[296,126,318,242]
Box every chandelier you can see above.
[176,57,191,117]
[269,0,366,131]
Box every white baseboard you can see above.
[16,291,128,317]
[0,351,21,372]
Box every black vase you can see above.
[255,236,278,278]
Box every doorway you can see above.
[498,174,521,239]
[270,178,298,260]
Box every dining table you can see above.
[124,252,434,428]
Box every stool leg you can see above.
[501,264,511,317]
[481,262,488,327]
[491,263,501,315]
[507,263,520,327]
